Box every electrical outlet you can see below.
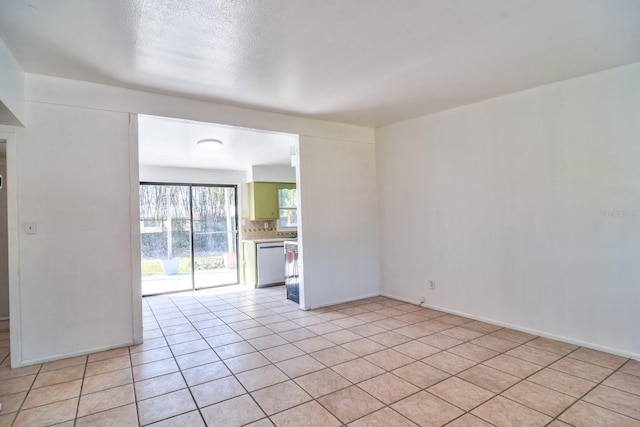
[429,280,436,290]
[419,296,425,304]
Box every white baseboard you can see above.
[381,292,640,362]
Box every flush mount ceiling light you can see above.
[196,139,223,151]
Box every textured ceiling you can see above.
[1,0,639,127]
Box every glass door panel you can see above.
[192,186,238,289]
[140,184,193,295]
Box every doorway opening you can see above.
[139,182,238,296]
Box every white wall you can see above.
[0,164,8,320]
[12,102,140,364]
[249,165,296,184]
[0,38,25,126]
[7,74,374,366]
[298,136,380,309]
[376,62,640,359]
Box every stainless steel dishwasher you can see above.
[256,242,285,287]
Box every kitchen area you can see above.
[241,180,300,303]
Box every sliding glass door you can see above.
[139,183,238,296]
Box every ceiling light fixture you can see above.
[196,139,223,151]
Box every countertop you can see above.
[242,237,297,243]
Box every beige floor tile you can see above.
[81,367,132,395]
[341,338,386,356]
[138,388,197,425]
[371,317,407,330]
[620,360,640,377]
[75,403,138,427]
[12,397,78,427]
[457,364,520,393]
[332,358,385,383]
[0,391,27,413]
[368,331,411,347]
[276,354,325,378]
[0,364,40,381]
[358,372,420,404]
[422,351,477,374]
[489,328,537,344]
[310,346,357,366]
[41,355,87,373]
[439,314,472,326]
[448,342,499,363]
[322,329,362,345]
[33,365,84,389]
[294,368,351,398]
[190,376,245,408]
[169,339,210,356]
[0,412,17,427]
[559,400,640,427]
[550,356,613,382]
[463,321,502,334]
[306,322,342,335]
[251,380,312,416]
[568,347,629,369]
[260,343,305,363]
[0,375,35,395]
[331,316,366,329]
[503,380,577,417]
[446,413,494,427]
[440,326,484,341]
[472,395,552,426]
[528,367,596,397]
[318,385,384,424]
[214,341,256,359]
[604,371,640,395]
[483,354,543,378]
[428,377,494,411]
[506,345,563,366]
[391,390,464,426]
[132,358,179,382]
[365,348,414,371]
[583,384,640,419]
[200,394,265,427]
[236,364,288,391]
[248,334,288,350]
[175,349,219,370]
[87,347,130,363]
[471,335,521,352]
[204,331,244,346]
[393,324,433,339]
[226,351,274,374]
[419,333,463,349]
[130,346,173,366]
[271,400,341,427]
[350,323,387,337]
[181,361,231,386]
[293,336,335,353]
[135,371,187,401]
[348,407,417,426]
[23,379,81,409]
[393,340,439,359]
[77,383,135,418]
[148,410,205,427]
[525,337,578,356]
[393,360,451,388]
[85,355,131,377]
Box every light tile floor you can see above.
[0,285,639,426]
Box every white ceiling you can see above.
[138,115,297,170]
[1,1,639,127]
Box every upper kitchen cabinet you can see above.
[247,182,296,220]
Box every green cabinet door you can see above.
[248,182,279,220]
[242,241,257,287]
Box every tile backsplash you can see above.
[242,220,297,240]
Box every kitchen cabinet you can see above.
[247,182,296,220]
[242,241,257,286]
